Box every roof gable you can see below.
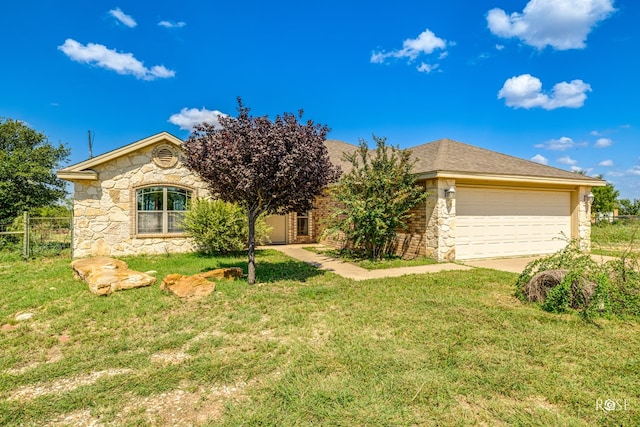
[57,132,182,180]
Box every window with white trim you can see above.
[297,211,309,236]
[136,186,191,234]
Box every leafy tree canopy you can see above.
[327,135,428,259]
[618,199,640,216]
[591,175,619,214]
[182,98,340,283]
[0,118,70,225]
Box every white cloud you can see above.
[416,62,440,73]
[109,7,137,28]
[371,29,449,72]
[570,166,584,172]
[495,44,505,51]
[168,107,228,131]
[498,74,591,109]
[627,166,640,176]
[158,20,186,28]
[486,0,615,50]
[531,154,548,165]
[594,137,612,147]
[590,130,603,136]
[534,136,587,151]
[598,159,613,166]
[557,155,578,165]
[58,39,175,80]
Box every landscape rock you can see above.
[15,313,34,321]
[160,268,243,299]
[71,256,156,296]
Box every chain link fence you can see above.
[0,212,72,258]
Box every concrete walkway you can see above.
[268,245,472,281]
[266,245,619,280]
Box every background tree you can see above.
[182,99,340,284]
[326,136,428,259]
[618,198,640,216]
[0,118,70,226]
[591,175,619,214]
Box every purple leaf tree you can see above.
[182,98,340,284]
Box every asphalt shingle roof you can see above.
[325,138,600,182]
[408,138,599,181]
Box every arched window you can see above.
[136,186,192,234]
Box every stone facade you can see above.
[72,143,209,258]
[61,132,598,261]
[423,178,456,262]
[576,186,594,252]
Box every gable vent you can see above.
[152,144,179,168]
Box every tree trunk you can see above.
[247,209,257,285]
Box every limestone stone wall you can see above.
[72,144,208,258]
[423,178,456,262]
[576,186,593,252]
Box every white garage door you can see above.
[456,187,571,260]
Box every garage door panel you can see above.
[456,188,571,260]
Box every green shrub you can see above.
[182,199,271,254]
[325,136,428,259]
[604,256,640,318]
[515,243,598,301]
[515,242,640,320]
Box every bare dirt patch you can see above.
[8,369,135,401]
[114,382,250,426]
[150,350,191,365]
[45,409,100,427]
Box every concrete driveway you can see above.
[461,253,617,274]
[460,257,541,273]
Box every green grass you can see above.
[591,219,640,256]
[1,250,639,426]
[303,245,438,270]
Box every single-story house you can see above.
[57,131,604,260]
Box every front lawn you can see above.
[0,251,638,426]
[591,219,640,256]
[303,245,438,270]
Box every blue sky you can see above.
[2,0,639,198]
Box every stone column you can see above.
[576,186,593,252]
[424,178,456,262]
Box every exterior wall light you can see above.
[444,186,456,199]
[584,192,595,205]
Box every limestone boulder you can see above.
[160,268,243,299]
[71,257,156,296]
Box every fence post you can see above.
[23,211,29,258]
